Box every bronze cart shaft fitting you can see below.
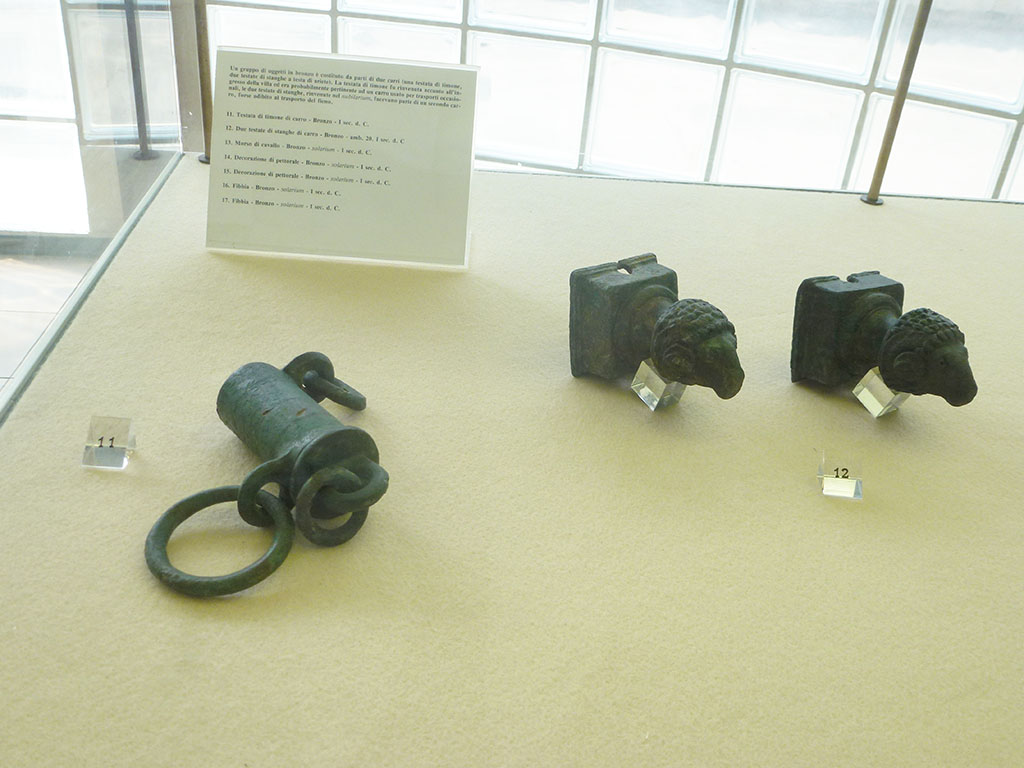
[569,254,744,402]
[791,271,977,406]
[145,352,388,597]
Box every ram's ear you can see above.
[892,350,926,383]
[670,343,695,367]
[656,343,694,379]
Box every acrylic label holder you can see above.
[82,416,135,470]
[817,451,862,500]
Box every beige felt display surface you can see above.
[2,161,1022,766]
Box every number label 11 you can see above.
[83,416,135,470]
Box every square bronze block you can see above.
[569,253,677,379]
[791,271,904,386]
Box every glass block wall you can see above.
[1,0,181,233]
[201,0,1024,200]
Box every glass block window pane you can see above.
[138,11,181,132]
[470,0,597,39]
[340,0,462,24]
[68,10,180,140]
[0,121,88,234]
[737,0,885,83]
[468,32,589,167]
[0,0,74,118]
[339,18,461,63]
[602,0,735,59]
[1001,141,1024,202]
[474,159,564,173]
[207,6,331,79]
[851,96,1014,199]
[218,0,330,8]
[714,71,862,190]
[585,50,722,180]
[880,0,1024,111]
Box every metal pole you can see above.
[861,0,933,205]
[125,0,156,160]
[195,0,213,163]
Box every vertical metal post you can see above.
[861,0,933,205]
[195,0,213,163]
[125,0,156,159]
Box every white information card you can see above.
[206,48,477,268]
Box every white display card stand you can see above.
[206,48,477,268]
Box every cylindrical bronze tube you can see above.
[216,361,381,520]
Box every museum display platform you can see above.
[1,160,1021,766]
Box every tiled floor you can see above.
[0,145,177,392]
[0,311,58,377]
[0,242,98,376]
[0,256,92,312]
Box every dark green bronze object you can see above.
[791,271,977,406]
[217,351,388,544]
[145,352,388,597]
[569,253,744,400]
[145,486,294,598]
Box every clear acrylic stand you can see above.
[631,359,685,411]
[817,452,862,500]
[852,367,910,417]
[82,416,136,470]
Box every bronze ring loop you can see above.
[145,486,294,597]
[293,467,368,547]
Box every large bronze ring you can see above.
[145,486,294,597]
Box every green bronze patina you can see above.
[145,352,388,597]
[145,486,294,598]
[569,254,744,401]
[217,351,388,542]
[791,271,977,406]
